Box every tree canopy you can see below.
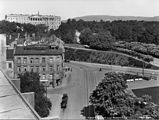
[19,71,52,117]
[89,31,115,50]
[55,19,159,45]
[81,72,159,119]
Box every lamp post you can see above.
[52,69,54,88]
[45,85,47,97]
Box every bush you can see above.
[114,41,159,60]
[113,47,154,62]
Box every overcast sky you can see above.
[0,0,159,20]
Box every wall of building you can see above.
[0,34,6,70]
[14,55,64,84]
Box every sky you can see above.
[0,0,159,20]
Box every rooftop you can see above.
[0,70,39,119]
[6,14,61,18]
[14,45,63,56]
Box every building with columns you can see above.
[5,13,61,30]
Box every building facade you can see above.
[5,13,61,30]
[6,49,14,78]
[14,45,64,87]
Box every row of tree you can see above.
[0,20,53,45]
[0,20,48,35]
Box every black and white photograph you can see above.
[1,0,159,119]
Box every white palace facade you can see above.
[5,13,61,30]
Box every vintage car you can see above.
[61,94,68,109]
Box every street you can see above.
[47,62,107,119]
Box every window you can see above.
[42,74,46,79]
[24,66,27,72]
[49,66,53,71]
[42,66,46,72]
[17,57,21,63]
[8,63,12,69]
[36,66,39,72]
[49,57,53,63]
[35,58,39,64]
[56,56,60,60]
[23,57,27,64]
[17,66,21,72]
[30,66,34,72]
[42,57,46,63]
[49,74,53,79]
[30,58,34,64]
[57,65,60,71]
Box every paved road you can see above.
[47,62,107,119]
[71,61,159,89]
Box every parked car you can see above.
[61,94,68,109]
[64,59,70,63]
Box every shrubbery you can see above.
[65,48,159,69]
[113,47,154,62]
[114,41,159,59]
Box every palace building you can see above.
[5,12,61,30]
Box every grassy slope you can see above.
[65,44,159,69]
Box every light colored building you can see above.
[6,49,14,78]
[0,34,7,69]
[5,13,61,30]
[14,45,64,87]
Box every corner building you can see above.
[14,45,64,86]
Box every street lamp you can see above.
[45,85,47,97]
[52,69,54,88]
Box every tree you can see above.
[89,31,115,50]
[64,30,76,43]
[81,105,95,119]
[36,24,48,37]
[79,28,93,45]
[19,71,52,117]
[82,72,159,119]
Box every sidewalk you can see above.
[47,71,72,91]
[45,94,62,119]
[43,70,72,119]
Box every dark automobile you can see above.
[64,59,70,63]
[61,94,68,109]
